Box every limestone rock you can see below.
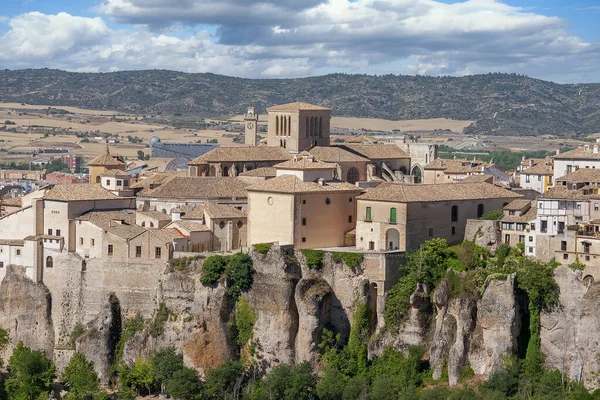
[464,220,500,254]
[76,293,121,385]
[294,278,332,364]
[0,265,55,362]
[469,273,519,377]
[541,267,600,390]
[246,245,300,370]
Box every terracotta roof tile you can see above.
[555,168,600,183]
[309,146,369,163]
[521,161,553,175]
[501,202,537,223]
[44,184,120,201]
[247,175,362,194]
[100,170,130,177]
[141,177,250,199]
[555,147,600,160]
[188,147,292,165]
[238,167,277,178]
[88,152,126,166]
[266,102,331,111]
[503,199,532,211]
[358,182,520,203]
[274,156,337,170]
[335,144,409,160]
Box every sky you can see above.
[0,0,599,83]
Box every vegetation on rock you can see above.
[253,243,272,257]
[301,249,325,270]
[331,252,364,269]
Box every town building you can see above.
[266,102,332,151]
[334,144,411,182]
[187,147,292,178]
[519,157,553,193]
[87,148,126,184]
[500,199,537,257]
[553,144,600,183]
[423,158,489,184]
[246,154,362,249]
[355,182,520,252]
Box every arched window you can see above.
[141,221,146,227]
[219,221,226,229]
[347,167,360,184]
[223,166,229,176]
[209,165,216,176]
[46,256,53,268]
[477,204,485,218]
[150,222,154,228]
[451,205,458,222]
[275,115,279,136]
[96,175,101,184]
[162,209,167,214]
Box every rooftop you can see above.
[274,155,337,170]
[501,202,537,223]
[266,102,331,112]
[238,167,277,178]
[309,146,370,163]
[188,146,292,165]
[141,177,250,199]
[358,182,520,203]
[204,202,246,219]
[0,239,25,246]
[538,187,600,200]
[169,220,210,233]
[100,170,131,178]
[555,168,600,183]
[137,210,172,221]
[521,160,553,175]
[335,144,409,160]
[77,210,144,239]
[88,151,126,167]
[555,146,600,160]
[503,199,533,211]
[1,197,22,207]
[44,184,120,201]
[425,158,488,173]
[247,174,362,194]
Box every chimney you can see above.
[556,149,560,156]
[318,178,325,186]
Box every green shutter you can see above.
[366,207,372,221]
[390,208,397,223]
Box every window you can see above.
[561,241,567,251]
[302,199,306,204]
[586,255,591,261]
[577,203,582,210]
[584,243,591,254]
[541,220,548,233]
[56,229,61,237]
[91,239,95,247]
[349,198,353,202]
[116,180,122,186]
[390,208,397,223]
[538,175,542,181]
[108,245,113,256]
[124,180,128,187]
[366,207,372,221]
[509,211,515,216]
[325,198,331,205]
[16,249,21,256]
[529,236,533,242]
[348,215,353,223]
[48,229,53,235]
[302,237,306,243]
[80,237,83,245]
[237,221,243,229]
[519,235,525,243]
[155,247,162,259]
[136,246,142,257]
[45,256,53,268]
[302,218,307,226]
[106,179,110,185]
[525,175,530,183]
[558,222,565,233]
[219,221,226,229]
[563,253,569,260]
[369,241,375,251]
[477,204,485,218]
[567,165,573,173]
[528,247,534,254]
[505,234,510,244]
[0,262,3,268]
[428,228,433,237]
[595,203,599,211]
[452,226,456,235]
[531,223,536,231]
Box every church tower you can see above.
[266,102,331,152]
[244,106,259,146]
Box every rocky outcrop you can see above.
[294,278,332,364]
[541,267,600,390]
[0,265,54,361]
[469,274,520,376]
[246,246,300,370]
[76,293,121,385]
[464,220,501,254]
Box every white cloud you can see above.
[0,1,599,82]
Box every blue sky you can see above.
[1,0,599,82]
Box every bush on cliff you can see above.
[253,243,272,257]
[200,255,227,285]
[301,249,325,270]
[5,341,56,400]
[62,352,105,400]
[225,253,255,301]
[331,252,364,269]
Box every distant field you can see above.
[0,102,123,116]
[230,114,474,133]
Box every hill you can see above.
[0,69,599,137]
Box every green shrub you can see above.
[301,249,325,270]
[168,255,202,272]
[331,252,364,269]
[480,209,504,220]
[253,243,272,257]
[69,322,85,348]
[200,255,227,285]
[225,253,255,301]
[149,302,170,338]
[569,258,586,271]
[233,297,257,347]
[383,273,418,329]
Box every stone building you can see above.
[187,147,292,177]
[355,182,520,252]
[334,144,411,182]
[136,176,251,214]
[87,149,126,184]
[519,157,553,194]
[553,144,600,183]
[247,154,362,249]
[423,158,489,184]
[500,199,537,257]
[266,102,331,151]
[309,146,369,183]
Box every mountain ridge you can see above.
[1,68,599,137]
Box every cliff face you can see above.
[3,249,600,390]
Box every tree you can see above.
[62,352,102,400]
[137,150,145,160]
[203,361,243,400]
[224,253,255,300]
[164,367,203,400]
[0,328,8,369]
[127,357,157,396]
[5,341,56,400]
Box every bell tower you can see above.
[244,106,259,146]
